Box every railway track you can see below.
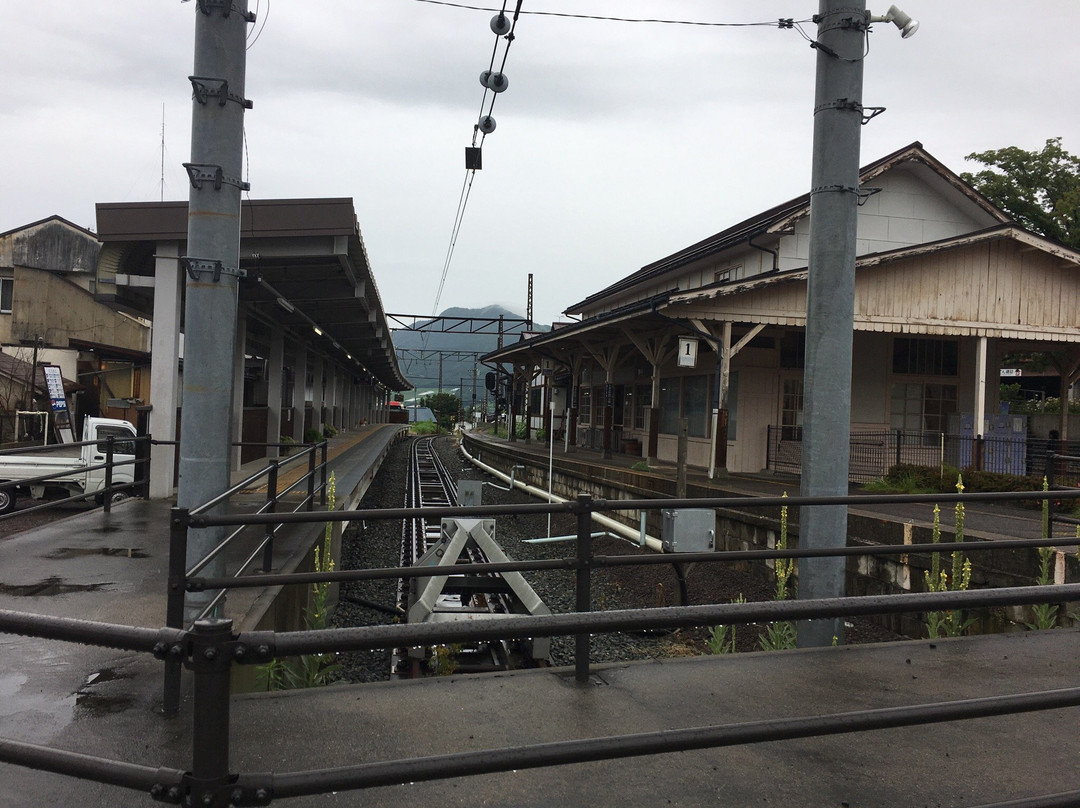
[391,436,549,677]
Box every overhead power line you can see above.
[431,0,524,318]
[411,0,809,29]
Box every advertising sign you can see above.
[41,365,75,443]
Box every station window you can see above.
[714,265,741,284]
[781,378,803,441]
[634,384,651,430]
[658,376,710,438]
[890,382,957,434]
[659,379,680,434]
[780,332,805,369]
[682,375,709,438]
[892,338,958,377]
[579,386,591,425]
[0,278,12,314]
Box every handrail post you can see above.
[163,507,190,717]
[189,618,233,806]
[306,445,316,513]
[320,440,328,507]
[574,493,594,684]
[136,434,151,499]
[103,435,115,513]
[263,460,279,573]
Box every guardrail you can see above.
[162,440,329,716]
[5,485,1080,806]
[1045,451,1080,540]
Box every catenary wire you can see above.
[431,0,520,317]
[408,0,807,27]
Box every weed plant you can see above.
[257,473,342,690]
[1024,477,1061,630]
[706,594,744,654]
[759,494,797,651]
[924,476,975,638]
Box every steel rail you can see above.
[0,609,181,652]
[189,532,1077,592]
[189,442,325,517]
[269,687,1080,796]
[0,455,140,490]
[185,487,1080,528]
[0,435,150,457]
[969,789,1080,808]
[266,582,1080,657]
[191,553,575,591]
[0,738,185,795]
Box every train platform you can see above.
[2,425,1079,806]
[464,429,1063,541]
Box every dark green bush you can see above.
[872,463,1045,507]
[303,428,324,444]
[877,463,961,494]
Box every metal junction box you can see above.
[661,509,715,553]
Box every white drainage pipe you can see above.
[460,442,663,552]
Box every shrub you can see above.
[303,428,324,444]
[412,420,440,435]
[867,464,960,494]
[323,424,338,438]
[278,435,297,457]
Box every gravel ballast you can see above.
[330,434,902,683]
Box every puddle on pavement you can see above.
[43,547,147,560]
[75,666,135,716]
[0,577,111,596]
[89,525,123,534]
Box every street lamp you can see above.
[870,5,919,38]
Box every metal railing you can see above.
[767,426,1053,483]
[162,440,330,715]
[5,485,1080,806]
[0,434,151,520]
[1046,451,1080,539]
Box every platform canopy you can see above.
[94,198,409,390]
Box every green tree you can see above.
[964,139,1080,439]
[961,137,1080,249]
[420,392,461,430]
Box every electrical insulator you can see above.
[490,13,511,35]
[479,70,509,93]
[478,116,496,134]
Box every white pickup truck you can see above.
[0,417,138,514]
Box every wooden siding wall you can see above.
[672,240,1080,342]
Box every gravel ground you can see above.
[331,435,903,682]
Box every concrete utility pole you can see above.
[797,0,867,647]
[178,0,253,621]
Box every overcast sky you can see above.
[2,1,1077,326]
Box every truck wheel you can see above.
[96,491,129,507]
[0,486,15,516]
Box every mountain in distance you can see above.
[391,305,549,403]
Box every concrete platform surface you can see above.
[5,630,1080,807]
